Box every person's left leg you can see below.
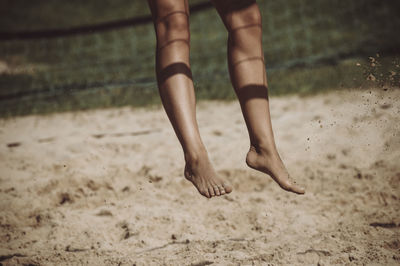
[212,0,305,194]
[147,0,232,198]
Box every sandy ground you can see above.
[0,88,399,265]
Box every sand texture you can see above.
[0,88,399,265]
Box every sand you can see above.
[0,88,399,265]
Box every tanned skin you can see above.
[147,0,305,198]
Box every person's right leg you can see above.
[212,0,305,194]
[147,0,232,198]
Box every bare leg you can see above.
[147,0,232,198]
[212,0,305,194]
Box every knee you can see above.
[164,13,189,36]
[243,9,262,26]
[228,7,262,33]
[155,12,190,43]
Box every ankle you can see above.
[249,142,276,156]
[184,146,208,165]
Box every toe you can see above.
[208,186,215,197]
[223,183,233,193]
[291,184,305,194]
[279,180,292,191]
[200,189,211,198]
[213,185,221,196]
[287,175,305,194]
[217,182,226,195]
[280,180,305,195]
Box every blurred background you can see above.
[0,0,399,117]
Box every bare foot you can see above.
[184,150,232,198]
[246,145,305,194]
